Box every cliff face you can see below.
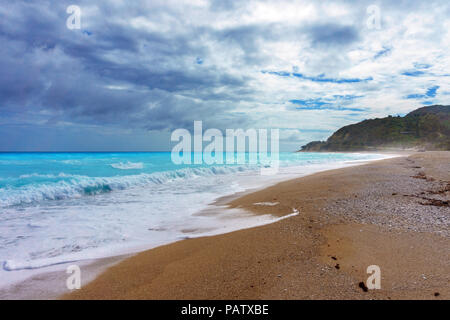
[300,105,450,151]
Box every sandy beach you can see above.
[64,152,449,300]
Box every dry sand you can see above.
[64,152,449,300]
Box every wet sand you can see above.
[64,152,449,300]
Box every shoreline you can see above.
[0,152,396,299]
[63,151,449,299]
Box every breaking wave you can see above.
[0,165,253,207]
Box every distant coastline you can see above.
[300,105,450,152]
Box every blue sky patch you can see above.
[374,47,391,59]
[401,70,425,77]
[413,62,432,69]
[426,85,439,97]
[263,70,372,83]
[405,85,439,100]
[290,99,365,112]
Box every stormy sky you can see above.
[0,0,449,151]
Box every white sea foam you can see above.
[253,202,279,206]
[59,160,82,165]
[110,161,144,170]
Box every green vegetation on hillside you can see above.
[300,105,450,151]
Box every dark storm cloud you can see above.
[0,0,252,131]
[0,0,365,131]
